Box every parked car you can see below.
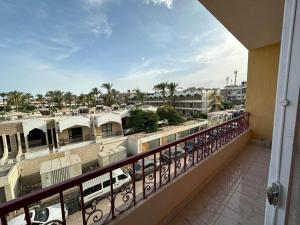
[8,203,68,225]
[161,148,185,163]
[129,159,160,180]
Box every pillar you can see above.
[45,130,49,149]
[54,122,60,151]
[24,135,29,153]
[50,128,55,150]
[16,132,23,161]
[1,134,8,164]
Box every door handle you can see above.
[267,182,280,207]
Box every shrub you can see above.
[157,106,183,125]
[192,112,207,119]
[128,109,159,132]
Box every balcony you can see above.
[163,142,269,225]
[0,114,252,225]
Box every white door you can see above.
[265,0,300,224]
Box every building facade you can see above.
[130,88,220,117]
[221,81,247,106]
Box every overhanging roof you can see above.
[198,0,285,49]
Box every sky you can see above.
[0,0,248,95]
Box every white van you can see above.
[81,168,131,205]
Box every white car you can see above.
[8,203,68,225]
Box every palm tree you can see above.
[111,89,119,104]
[64,92,73,107]
[101,83,113,106]
[79,94,87,106]
[153,82,168,102]
[167,82,180,107]
[86,92,96,107]
[46,91,64,109]
[0,92,7,112]
[7,91,23,111]
[134,89,145,104]
[36,94,44,107]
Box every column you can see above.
[16,132,23,161]
[54,122,60,151]
[92,118,97,140]
[24,135,29,153]
[45,130,49,149]
[1,134,8,164]
[50,128,55,150]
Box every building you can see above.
[0,111,124,164]
[1,1,300,225]
[221,81,247,105]
[131,88,220,117]
[127,120,208,155]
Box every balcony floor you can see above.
[166,143,270,225]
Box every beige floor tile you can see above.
[214,207,256,225]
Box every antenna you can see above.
[234,70,237,86]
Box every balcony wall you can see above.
[111,130,250,225]
[246,43,280,141]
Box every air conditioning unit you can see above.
[40,154,82,188]
[98,146,127,168]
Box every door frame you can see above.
[265,0,300,224]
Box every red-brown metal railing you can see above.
[0,113,249,225]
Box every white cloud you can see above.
[85,13,112,39]
[113,30,248,92]
[144,0,174,9]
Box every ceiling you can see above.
[198,0,285,49]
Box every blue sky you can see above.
[0,0,247,95]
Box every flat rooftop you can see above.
[128,120,207,140]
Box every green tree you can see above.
[167,82,179,106]
[153,82,168,103]
[101,83,113,106]
[0,92,7,112]
[221,101,233,110]
[192,112,207,119]
[64,92,73,107]
[36,94,44,107]
[7,91,23,111]
[157,106,183,125]
[46,90,64,109]
[128,109,159,132]
[134,89,145,104]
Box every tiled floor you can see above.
[167,143,271,225]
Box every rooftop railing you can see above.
[0,113,249,225]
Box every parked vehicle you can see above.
[8,204,68,225]
[161,148,185,163]
[81,168,131,205]
[129,159,160,180]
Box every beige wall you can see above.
[246,43,280,141]
[111,130,250,225]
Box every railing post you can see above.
[132,162,136,205]
[110,171,115,219]
[24,205,32,225]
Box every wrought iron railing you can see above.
[0,113,249,225]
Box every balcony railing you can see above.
[0,113,249,225]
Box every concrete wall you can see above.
[111,130,250,225]
[246,43,280,141]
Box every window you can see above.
[102,123,113,137]
[118,174,127,180]
[144,163,154,169]
[103,178,116,188]
[83,184,102,196]
[34,208,49,222]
